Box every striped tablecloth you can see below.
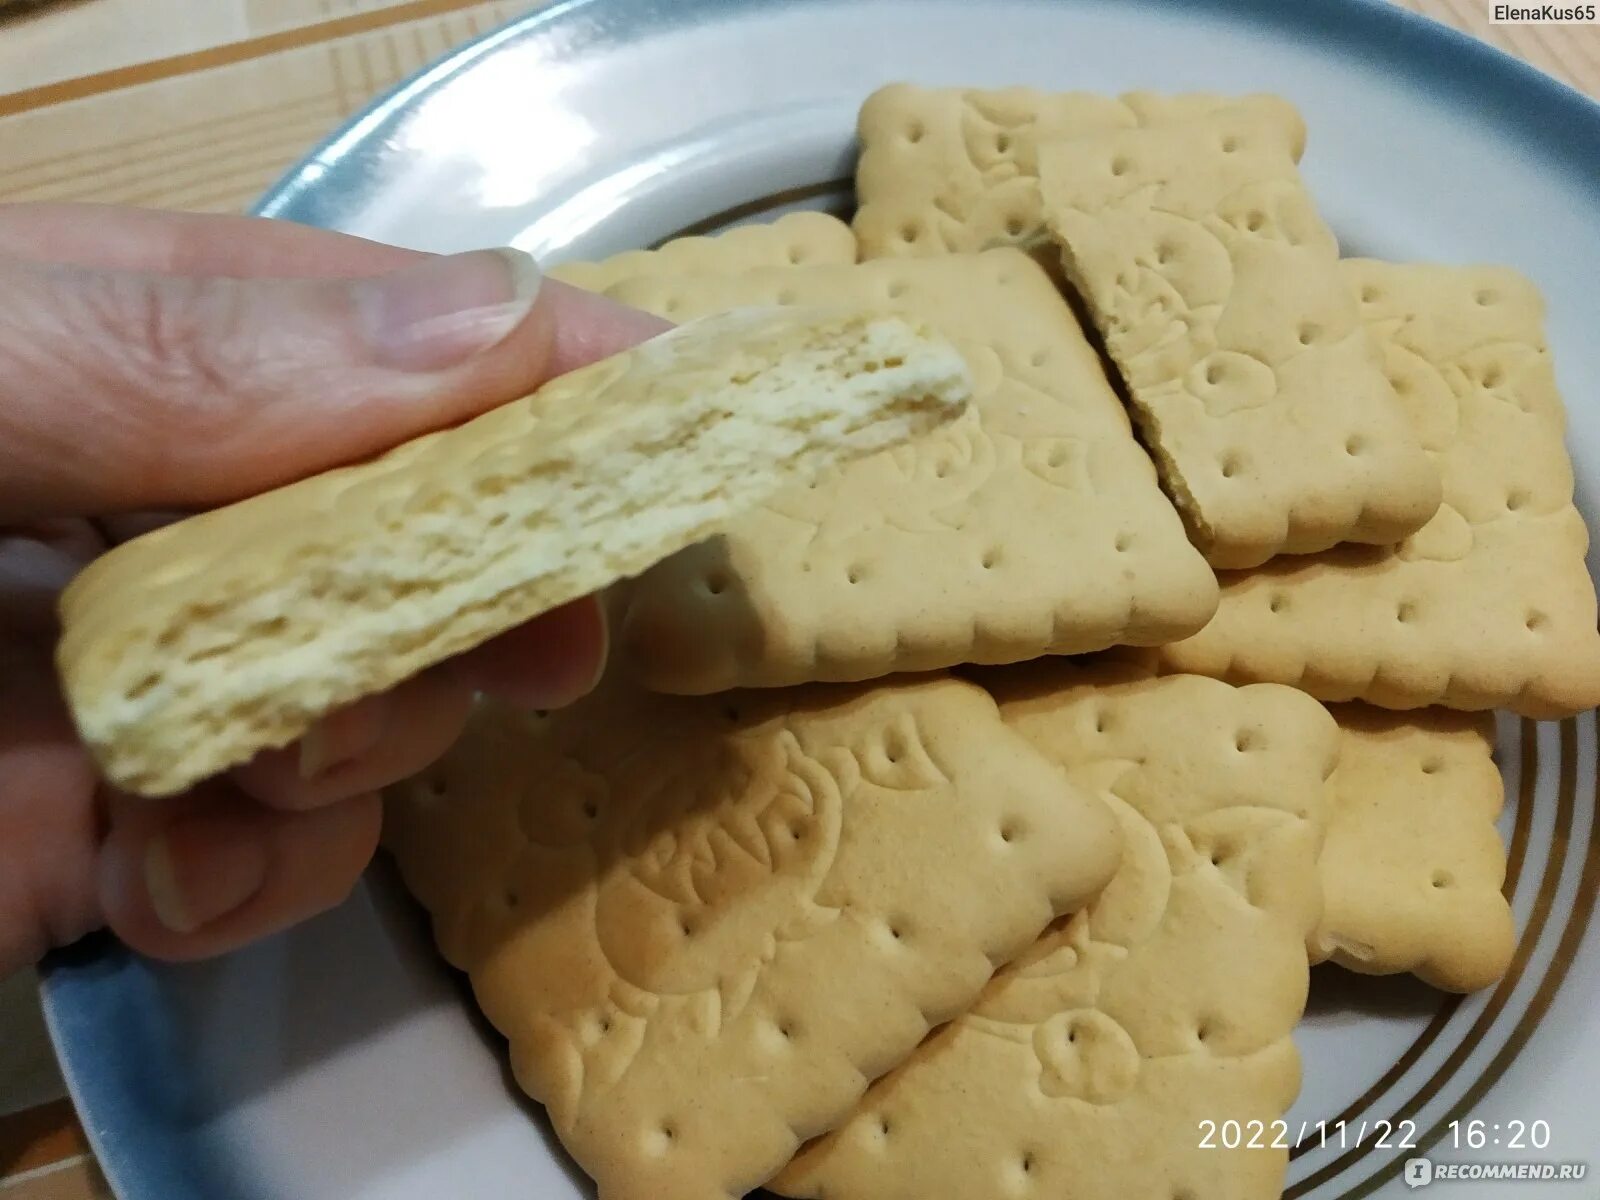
[0,1,1595,1197]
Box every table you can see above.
[0,2,1596,1197]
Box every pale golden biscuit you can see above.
[1160,262,1600,717]
[603,251,1218,694]
[851,85,1300,259]
[774,662,1337,1200]
[548,212,857,290]
[1313,705,1514,993]
[1037,103,1441,568]
[384,675,1122,1200]
[57,308,971,796]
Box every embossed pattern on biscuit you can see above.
[605,251,1219,694]
[772,663,1336,1200]
[384,675,1122,1200]
[1037,100,1441,569]
[851,84,1247,259]
[1161,262,1600,717]
[1313,705,1514,992]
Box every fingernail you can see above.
[294,699,388,781]
[360,247,541,372]
[144,816,270,934]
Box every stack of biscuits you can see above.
[57,86,1600,1200]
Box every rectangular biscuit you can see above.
[772,662,1337,1200]
[1313,705,1514,993]
[384,675,1121,1200]
[1160,262,1600,717]
[548,211,857,290]
[1037,102,1441,568]
[56,308,969,795]
[602,250,1219,693]
[851,85,1289,259]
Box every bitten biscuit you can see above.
[851,85,1288,258]
[1161,263,1600,717]
[548,211,857,290]
[57,308,970,796]
[384,675,1122,1200]
[604,251,1218,694]
[1313,705,1515,993]
[774,661,1337,1200]
[1037,102,1440,568]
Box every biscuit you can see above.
[548,212,857,290]
[602,251,1218,694]
[384,674,1122,1200]
[1160,262,1600,717]
[1037,102,1441,568]
[1313,705,1514,992]
[774,662,1337,1200]
[57,308,970,796]
[851,85,1291,259]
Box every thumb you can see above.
[0,250,667,519]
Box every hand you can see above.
[0,203,668,975]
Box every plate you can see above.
[42,2,1600,1197]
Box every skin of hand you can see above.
[0,202,670,975]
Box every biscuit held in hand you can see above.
[56,307,971,797]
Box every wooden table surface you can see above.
[0,2,1597,1197]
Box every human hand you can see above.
[0,203,668,975]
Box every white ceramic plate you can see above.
[43,2,1600,1197]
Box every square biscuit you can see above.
[603,251,1218,693]
[548,212,857,290]
[384,675,1121,1200]
[1160,262,1600,717]
[1313,705,1514,993]
[56,308,969,795]
[774,662,1337,1200]
[1038,102,1441,568]
[852,84,1300,259]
